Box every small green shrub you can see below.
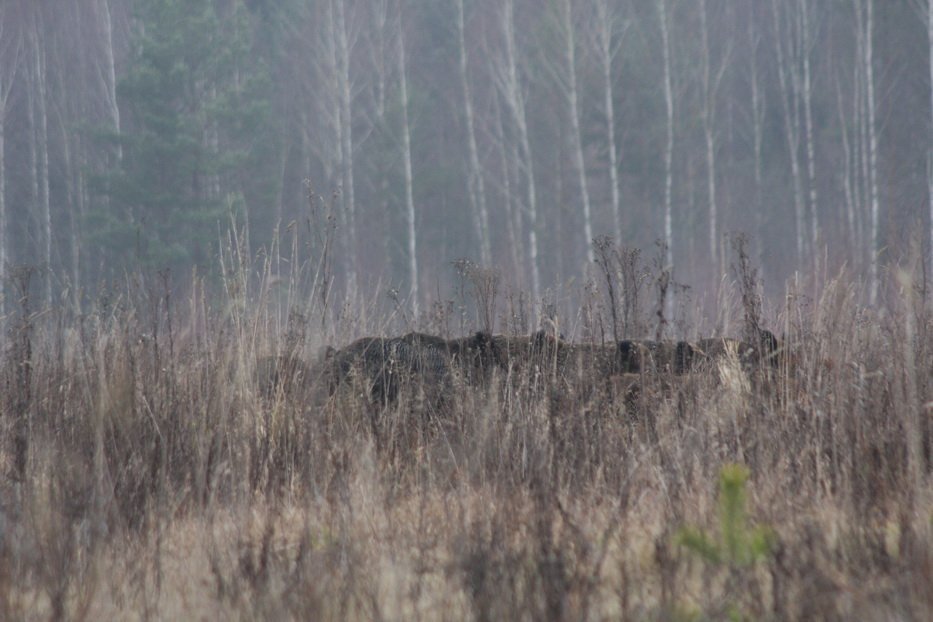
[676,464,776,619]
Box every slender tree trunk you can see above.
[864,0,880,304]
[368,0,391,274]
[771,0,807,269]
[500,0,540,301]
[700,0,719,275]
[0,117,6,317]
[314,1,348,292]
[398,18,418,318]
[749,10,766,280]
[96,0,121,161]
[854,4,867,259]
[928,0,933,289]
[561,0,594,266]
[0,15,16,319]
[456,0,491,267]
[800,0,819,268]
[595,0,623,245]
[334,0,357,299]
[657,0,674,276]
[31,9,52,304]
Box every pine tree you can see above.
[90,0,275,271]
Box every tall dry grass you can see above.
[0,233,930,620]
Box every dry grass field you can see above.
[0,246,930,620]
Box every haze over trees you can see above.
[0,0,930,315]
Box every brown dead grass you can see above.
[0,252,931,620]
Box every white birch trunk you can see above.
[398,19,418,318]
[865,0,880,304]
[854,4,867,256]
[595,0,623,245]
[0,117,6,318]
[334,0,357,299]
[500,0,540,300]
[657,0,674,275]
[800,0,819,260]
[700,0,719,274]
[456,0,491,267]
[96,0,121,161]
[771,0,807,268]
[32,10,52,304]
[0,11,17,318]
[928,0,933,288]
[561,0,594,266]
[368,0,391,268]
[749,12,766,278]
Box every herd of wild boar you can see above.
[256,328,782,407]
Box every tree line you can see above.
[0,0,930,317]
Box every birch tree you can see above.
[0,6,22,317]
[656,0,674,275]
[592,0,626,245]
[771,0,808,268]
[699,0,731,275]
[493,0,540,300]
[29,4,52,304]
[747,5,767,278]
[862,0,880,304]
[306,1,351,293]
[928,0,933,284]
[800,0,819,261]
[398,9,418,317]
[94,0,121,162]
[334,0,358,299]
[456,0,491,267]
[559,0,594,266]
[833,41,862,260]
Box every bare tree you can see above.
[592,0,626,245]
[305,1,357,298]
[834,60,860,258]
[28,4,52,304]
[699,0,731,276]
[0,4,22,317]
[914,0,933,289]
[800,0,819,264]
[398,7,418,317]
[493,0,540,301]
[747,5,767,280]
[771,0,808,269]
[94,0,121,162]
[456,0,491,267]
[656,0,674,276]
[334,0,359,300]
[862,0,880,304]
[558,0,594,266]
[365,0,393,270]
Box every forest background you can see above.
[0,0,931,321]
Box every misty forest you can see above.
[0,0,929,310]
[0,0,931,620]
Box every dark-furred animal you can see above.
[324,331,501,405]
